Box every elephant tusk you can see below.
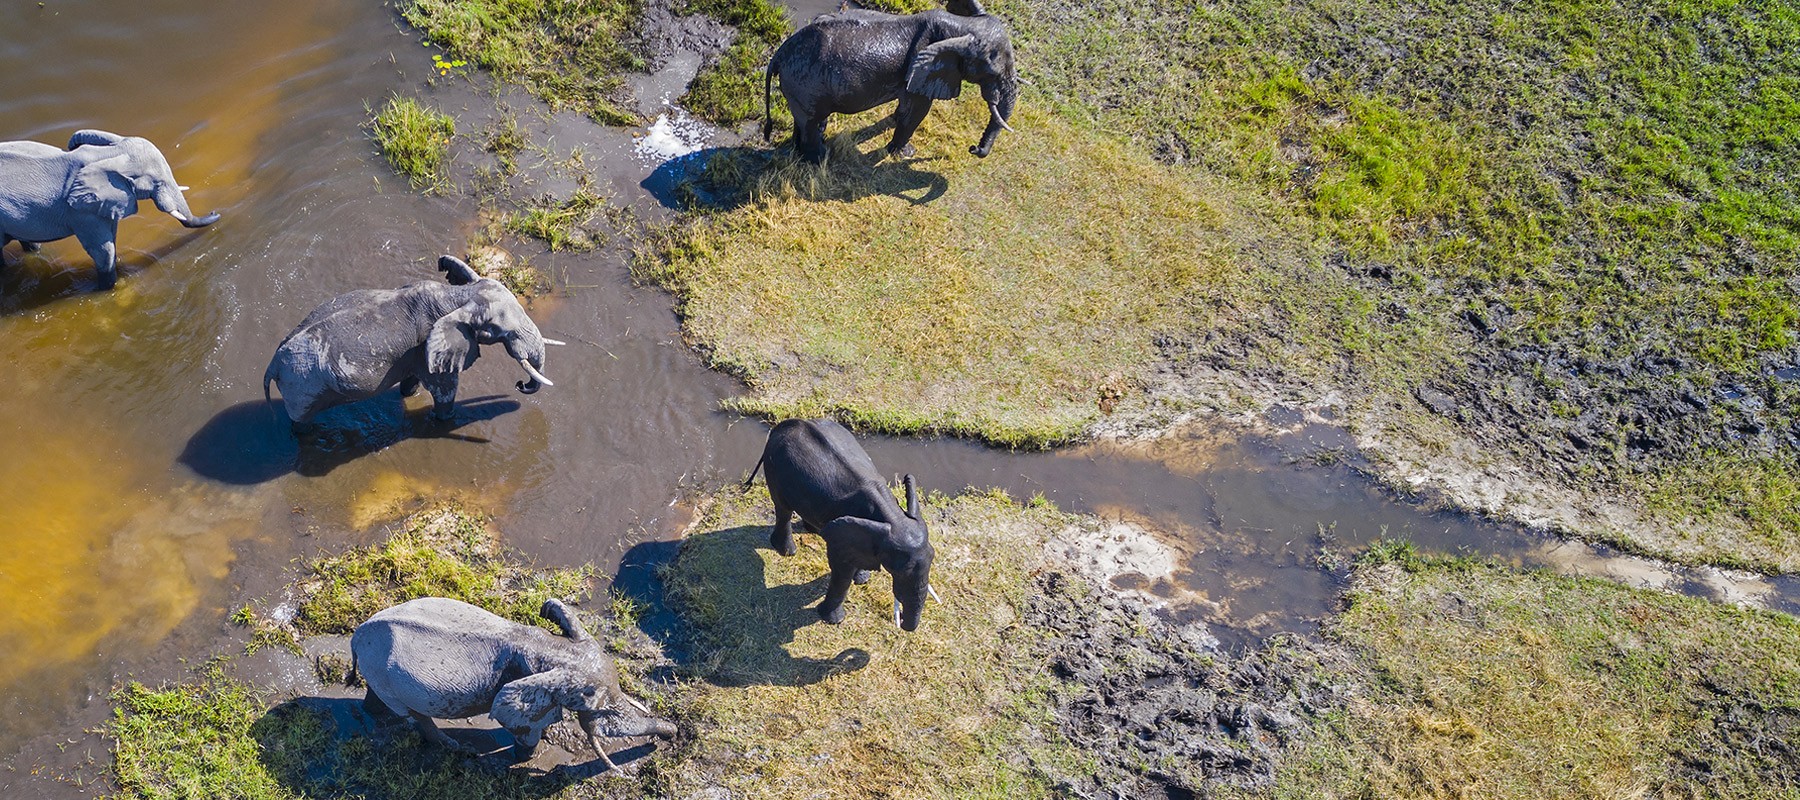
[624,695,651,715]
[892,599,901,630]
[178,185,191,192]
[170,211,189,223]
[519,358,554,387]
[541,338,567,346]
[990,105,1016,134]
[929,584,942,604]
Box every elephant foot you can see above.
[887,143,916,159]
[511,742,538,762]
[853,569,872,585]
[818,603,847,625]
[771,533,797,557]
[21,241,39,253]
[399,377,421,398]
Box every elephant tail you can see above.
[262,364,282,427]
[743,453,766,490]
[763,60,775,143]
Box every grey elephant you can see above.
[745,418,939,631]
[351,597,677,768]
[0,129,221,289]
[263,255,559,433]
[762,0,1018,163]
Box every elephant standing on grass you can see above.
[0,130,221,289]
[352,597,677,768]
[746,418,939,631]
[264,255,560,434]
[763,0,1018,163]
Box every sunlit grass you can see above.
[369,95,455,189]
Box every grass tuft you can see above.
[369,95,456,190]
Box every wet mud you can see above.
[3,2,1798,797]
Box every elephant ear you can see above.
[67,129,125,150]
[490,670,574,745]
[906,35,975,100]
[944,0,986,16]
[820,516,892,552]
[425,302,481,374]
[67,157,136,222]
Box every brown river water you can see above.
[3,0,1797,788]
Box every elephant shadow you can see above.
[642,118,950,212]
[614,524,871,688]
[178,393,519,484]
[249,695,648,797]
[0,228,213,316]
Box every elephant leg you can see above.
[422,374,460,421]
[398,376,421,398]
[407,711,471,753]
[887,95,932,158]
[817,561,857,624]
[769,496,798,557]
[854,569,872,585]
[71,218,121,289]
[21,241,38,252]
[793,109,828,164]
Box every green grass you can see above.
[678,0,792,125]
[1258,546,1800,798]
[396,0,643,125]
[635,101,1321,447]
[651,486,1082,797]
[369,95,455,189]
[505,188,613,252]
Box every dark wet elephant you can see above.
[762,0,1018,163]
[746,418,939,631]
[264,256,560,433]
[352,597,677,768]
[0,129,221,289]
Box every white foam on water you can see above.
[634,108,715,164]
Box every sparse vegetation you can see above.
[369,95,455,189]
[1259,545,1800,798]
[396,0,643,125]
[678,0,791,125]
[506,188,614,252]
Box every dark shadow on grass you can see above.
[251,696,642,799]
[178,394,518,484]
[642,119,950,211]
[619,524,870,688]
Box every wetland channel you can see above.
[2,1,1794,792]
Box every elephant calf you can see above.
[746,418,939,631]
[351,597,677,768]
[264,255,559,433]
[0,129,221,289]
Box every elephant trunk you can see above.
[579,709,677,748]
[152,182,220,228]
[970,76,1017,159]
[505,332,553,394]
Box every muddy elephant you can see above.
[0,129,221,289]
[746,418,939,631]
[351,597,677,767]
[762,0,1018,162]
[264,255,560,433]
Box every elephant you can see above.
[762,0,1018,163]
[264,255,560,433]
[0,129,221,289]
[745,418,939,631]
[351,597,678,767]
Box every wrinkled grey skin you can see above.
[263,256,553,433]
[351,597,677,767]
[746,418,936,631]
[0,129,220,289]
[763,0,1018,163]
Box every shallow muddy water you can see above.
[2,1,1796,788]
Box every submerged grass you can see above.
[396,0,643,125]
[636,101,1320,447]
[369,95,455,190]
[652,486,1082,797]
[1260,546,1800,798]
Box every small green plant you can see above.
[369,94,455,189]
[507,188,610,251]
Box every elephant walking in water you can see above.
[0,129,221,289]
[352,597,677,767]
[763,0,1018,163]
[264,255,560,433]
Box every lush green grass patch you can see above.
[652,486,1082,797]
[369,95,455,189]
[1262,546,1800,798]
[396,0,642,125]
[636,101,1321,447]
[505,188,615,252]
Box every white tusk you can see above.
[541,338,567,346]
[929,585,942,604]
[624,695,651,714]
[178,185,191,192]
[519,358,554,387]
[990,106,1016,134]
[892,599,901,630]
[170,211,189,222]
